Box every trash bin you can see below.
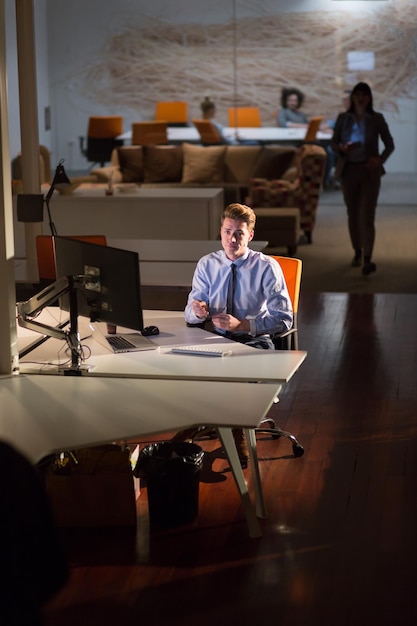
[133,441,204,528]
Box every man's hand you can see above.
[191,300,209,319]
[212,313,243,333]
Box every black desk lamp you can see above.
[44,159,72,235]
[17,158,72,235]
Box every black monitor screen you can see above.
[53,236,144,331]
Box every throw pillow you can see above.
[251,147,296,180]
[143,146,183,183]
[249,177,298,207]
[182,143,226,184]
[117,147,144,183]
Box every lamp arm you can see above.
[45,183,55,203]
[44,195,57,236]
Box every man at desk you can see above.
[176,202,293,465]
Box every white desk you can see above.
[107,239,268,288]
[0,374,276,538]
[14,309,307,537]
[14,239,268,288]
[118,126,332,145]
[18,310,306,384]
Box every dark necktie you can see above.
[226,263,237,316]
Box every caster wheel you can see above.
[293,444,304,457]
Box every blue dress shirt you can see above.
[185,249,293,337]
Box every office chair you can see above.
[131,121,168,146]
[176,255,304,458]
[154,101,188,126]
[79,116,124,167]
[228,106,262,127]
[304,116,323,142]
[192,119,223,145]
[36,235,107,284]
[255,255,304,457]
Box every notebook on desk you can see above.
[105,333,159,353]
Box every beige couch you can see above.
[91,143,298,203]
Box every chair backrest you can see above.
[36,235,107,282]
[304,116,323,142]
[155,101,188,125]
[192,119,223,145]
[228,107,262,127]
[271,256,302,315]
[87,116,123,138]
[271,255,302,350]
[11,145,52,184]
[131,121,168,146]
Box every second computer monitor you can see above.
[54,236,144,331]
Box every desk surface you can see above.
[18,310,307,384]
[107,239,268,261]
[0,374,279,464]
[12,308,307,538]
[46,185,224,200]
[107,239,268,288]
[118,126,332,144]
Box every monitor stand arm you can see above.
[17,275,89,375]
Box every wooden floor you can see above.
[42,292,417,626]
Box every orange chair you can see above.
[254,254,304,457]
[36,235,107,283]
[192,119,223,145]
[154,101,188,126]
[131,121,168,146]
[79,116,124,167]
[270,255,302,350]
[304,116,323,142]
[228,106,262,127]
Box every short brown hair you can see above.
[200,96,215,115]
[222,203,256,231]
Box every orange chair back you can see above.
[271,256,302,315]
[228,107,262,127]
[192,119,222,145]
[36,235,107,282]
[131,121,168,145]
[155,101,188,124]
[87,116,123,138]
[304,116,323,142]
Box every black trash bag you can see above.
[134,442,204,528]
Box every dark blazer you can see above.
[331,110,394,178]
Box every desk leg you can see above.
[217,427,262,539]
[247,428,267,519]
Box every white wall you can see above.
[6,0,417,174]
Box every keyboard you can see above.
[170,345,232,357]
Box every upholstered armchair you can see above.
[248,144,327,243]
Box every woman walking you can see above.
[331,82,394,275]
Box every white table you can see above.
[118,126,332,144]
[223,126,332,144]
[15,309,307,537]
[107,239,268,288]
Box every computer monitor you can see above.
[54,236,144,331]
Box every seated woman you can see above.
[277,87,309,128]
[200,96,237,145]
